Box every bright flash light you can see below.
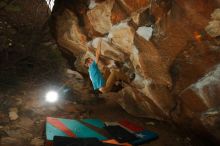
[45,0,55,10]
[45,91,58,103]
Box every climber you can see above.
[84,40,134,93]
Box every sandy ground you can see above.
[0,78,208,146]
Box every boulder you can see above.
[134,34,172,87]
[179,64,220,115]
[206,8,220,37]
[54,0,174,120]
[188,64,220,108]
[211,8,220,20]
[87,0,115,34]
[206,20,220,37]
[137,80,175,117]
[91,37,126,62]
[170,63,220,144]
[108,22,134,54]
[53,1,220,143]
[117,86,167,120]
[56,9,87,55]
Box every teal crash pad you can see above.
[46,117,107,141]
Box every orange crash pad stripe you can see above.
[103,139,132,146]
[47,117,76,137]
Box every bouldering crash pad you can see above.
[45,117,158,146]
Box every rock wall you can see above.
[51,0,220,143]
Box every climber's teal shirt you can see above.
[88,61,105,90]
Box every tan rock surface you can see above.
[87,0,115,34]
[53,0,220,142]
[56,9,87,55]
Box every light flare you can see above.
[45,91,58,103]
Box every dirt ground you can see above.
[0,77,210,146]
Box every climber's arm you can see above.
[95,39,102,63]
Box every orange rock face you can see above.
[119,0,149,12]
[52,0,220,143]
[111,3,127,24]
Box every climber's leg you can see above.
[100,70,130,93]
[102,67,111,81]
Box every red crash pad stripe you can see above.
[119,120,144,132]
[45,141,53,146]
[47,117,76,137]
